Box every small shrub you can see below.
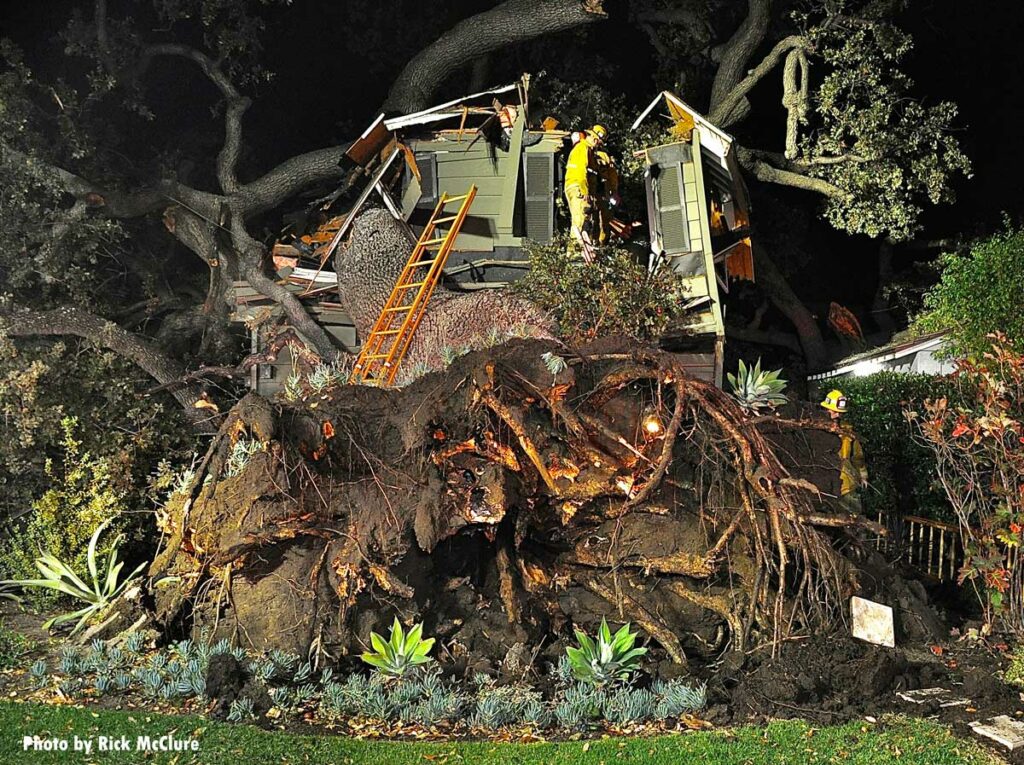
[0,418,129,597]
[360,619,435,678]
[0,619,31,670]
[565,618,647,685]
[601,686,657,725]
[225,438,266,478]
[226,697,255,723]
[1005,645,1024,688]
[512,236,691,344]
[651,678,707,718]
[910,334,1024,627]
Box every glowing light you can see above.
[641,405,664,437]
[852,360,883,377]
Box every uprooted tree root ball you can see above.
[149,338,888,669]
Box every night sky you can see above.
[2,0,1022,321]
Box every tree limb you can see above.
[710,34,808,128]
[140,43,250,193]
[735,146,847,198]
[0,304,212,431]
[383,0,607,114]
[708,0,774,127]
[749,246,827,371]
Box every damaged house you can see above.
[232,80,755,391]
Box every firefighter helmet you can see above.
[820,389,848,413]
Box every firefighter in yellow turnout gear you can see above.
[564,125,609,246]
[820,389,869,508]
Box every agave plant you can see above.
[360,618,435,678]
[727,358,788,412]
[565,618,647,686]
[0,521,146,636]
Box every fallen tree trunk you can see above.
[151,338,868,669]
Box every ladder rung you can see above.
[443,194,470,202]
[371,329,403,336]
[361,355,392,360]
[408,259,437,267]
[433,215,459,223]
[383,305,413,313]
[419,237,447,246]
[397,281,427,290]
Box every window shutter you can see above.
[522,152,555,242]
[655,163,689,255]
[414,152,438,208]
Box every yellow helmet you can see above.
[820,389,848,413]
[590,124,608,140]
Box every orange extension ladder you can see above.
[349,186,477,387]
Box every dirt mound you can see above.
[715,626,1024,738]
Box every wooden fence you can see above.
[875,513,1020,583]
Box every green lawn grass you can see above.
[0,701,1000,765]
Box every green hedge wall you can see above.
[837,372,957,522]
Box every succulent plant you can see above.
[565,618,647,686]
[0,521,146,636]
[727,358,788,412]
[360,619,435,678]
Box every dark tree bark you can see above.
[383,0,607,114]
[751,247,827,371]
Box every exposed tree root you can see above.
[149,339,868,668]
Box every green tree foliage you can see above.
[913,228,1024,358]
[513,237,691,344]
[840,372,957,522]
[797,10,971,240]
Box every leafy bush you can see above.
[0,340,193,558]
[1,520,146,635]
[909,334,1024,628]
[360,619,435,678]
[0,418,130,595]
[727,359,788,412]
[838,372,957,521]
[565,618,647,686]
[0,619,31,670]
[914,227,1024,358]
[512,237,691,344]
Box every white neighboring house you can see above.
[809,330,955,385]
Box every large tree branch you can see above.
[238,146,348,216]
[708,0,774,127]
[710,34,808,128]
[0,305,212,431]
[140,43,250,193]
[735,146,847,198]
[383,0,607,114]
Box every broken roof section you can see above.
[383,82,521,131]
[631,91,735,162]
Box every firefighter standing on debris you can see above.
[564,124,609,246]
[820,389,869,510]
